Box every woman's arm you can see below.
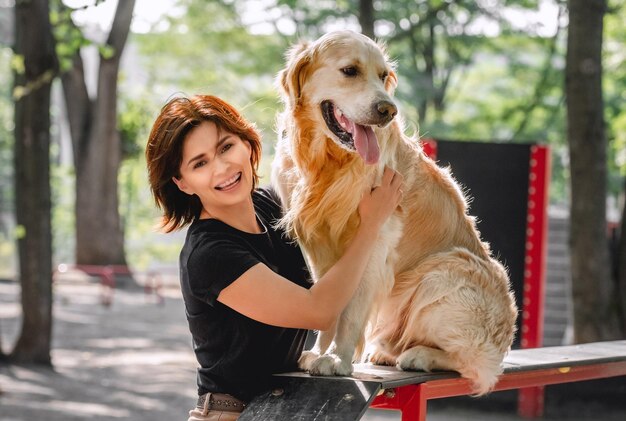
[217,167,403,330]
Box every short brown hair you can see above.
[146,95,262,232]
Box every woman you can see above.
[145,94,403,420]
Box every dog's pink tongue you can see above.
[335,108,380,165]
[353,123,380,165]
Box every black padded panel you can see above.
[435,140,531,348]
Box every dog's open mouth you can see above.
[321,100,380,165]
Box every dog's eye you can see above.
[380,71,388,82]
[341,66,358,77]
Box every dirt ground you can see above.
[1,275,625,421]
[0,274,197,421]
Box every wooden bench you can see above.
[239,341,626,420]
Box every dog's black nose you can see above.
[376,100,398,121]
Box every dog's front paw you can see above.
[298,350,319,371]
[309,354,353,376]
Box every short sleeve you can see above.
[253,186,284,222]
[185,238,260,306]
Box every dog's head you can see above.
[278,30,398,165]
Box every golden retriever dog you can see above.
[272,30,518,395]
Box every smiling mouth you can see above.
[215,172,242,191]
[320,100,380,165]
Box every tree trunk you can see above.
[358,0,374,39]
[11,0,56,364]
[566,0,620,342]
[62,0,135,266]
[618,179,626,335]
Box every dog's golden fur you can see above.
[272,30,518,395]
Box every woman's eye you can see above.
[193,160,207,169]
[220,143,233,154]
[341,66,358,77]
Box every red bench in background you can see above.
[55,263,136,306]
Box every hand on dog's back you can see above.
[358,166,403,232]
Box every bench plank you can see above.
[503,341,626,371]
[239,376,380,421]
[240,341,626,420]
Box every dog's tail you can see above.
[455,344,507,396]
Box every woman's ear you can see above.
[244,140,253,161]
[172,176,192,195]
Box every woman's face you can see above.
[173,121,253,213]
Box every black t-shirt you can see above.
[179,187,312,402]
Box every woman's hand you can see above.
[358,166,404,231]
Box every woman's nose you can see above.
[213,155,231,175]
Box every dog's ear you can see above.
[385,69,398,93]
[277,41,313,106]
[376,40,398,94]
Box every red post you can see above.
[370,384,427,421]
[420,138,437,160]
[518,145,551,418]
[402,384,427,421]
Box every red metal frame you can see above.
[521,145,550,350]
[370,361,626,421]
[370,385,426,421]
[519,145,551,418]
[420,138,438,159]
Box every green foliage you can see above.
[0,42,13,277]
[0,47,13,236]
[503,0,541,7]
[50,0,91,72]
[98,44,116,59]
[118,96,153,160]
[273,0,354,37]
[117,154,185,269]
[133,0,287,142]
[51,164,75,266]
[50,0,124,73]
[10,54,24,74]
[605,0,626,183]
[0,239,14,280]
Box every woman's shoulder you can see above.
[253,185,283,220]
[182,226,250,267]
[184,221,242,254]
